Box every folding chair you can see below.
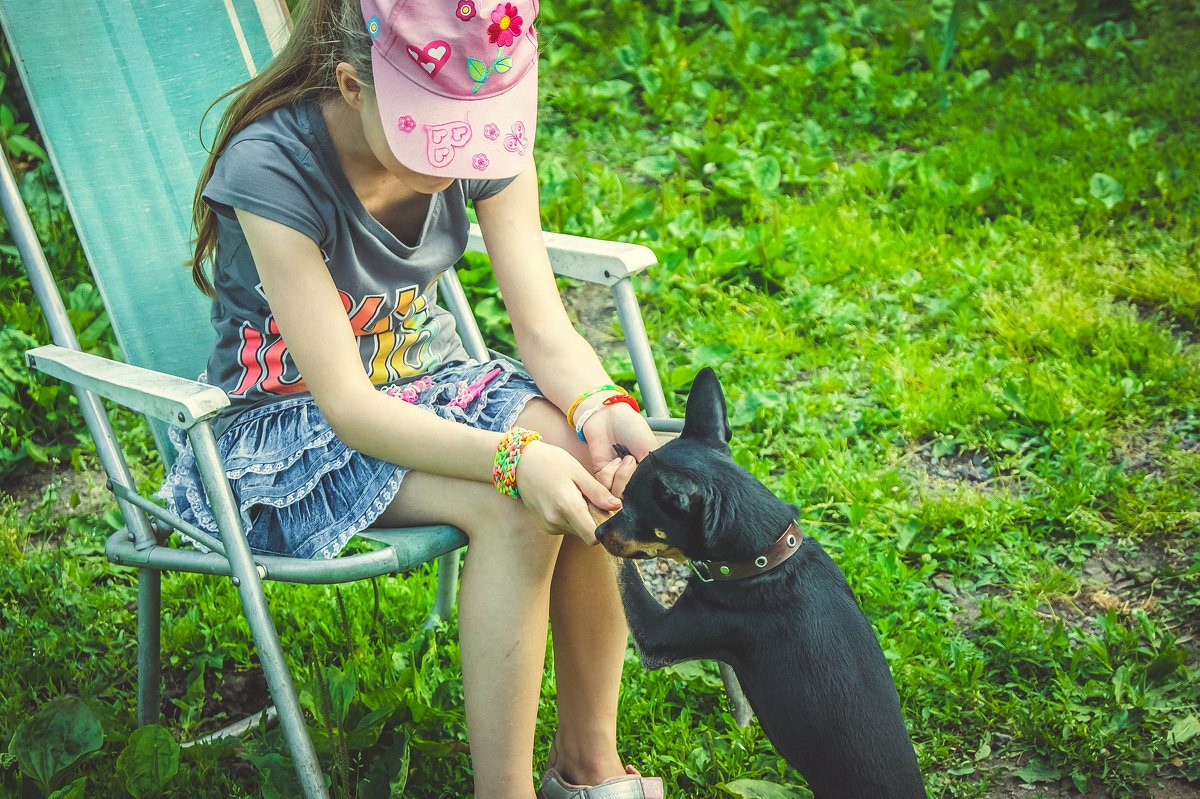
[0,2,750,795]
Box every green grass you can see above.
[2,0,1199,796]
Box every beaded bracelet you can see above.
[566,384,628,429]
[575,393,643,441]
[492,426,542,499]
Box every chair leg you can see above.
[237,584,328,798]
[423,550,462,629]
[719,662,755,727]
[188,423,329,799]
[136,568,162,727]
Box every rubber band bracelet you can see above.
[576,393,643,441]
[566,384,627,429]
[493,427,542,499]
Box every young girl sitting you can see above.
[158,0,664,796]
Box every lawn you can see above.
[1,0,1198,797]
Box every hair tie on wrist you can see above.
[493,427,542,499]
[574,405,603,441]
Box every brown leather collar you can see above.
[689,521,803,582]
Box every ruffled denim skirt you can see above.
[156,359,541,559]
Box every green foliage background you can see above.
[2,0,1199,797]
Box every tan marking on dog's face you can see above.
[600,530,687,561]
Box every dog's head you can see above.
[597,367,791,562]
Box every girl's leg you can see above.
[374,399,629,796]
[514,400,629,786]
[377,468,563,799]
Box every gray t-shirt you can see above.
[201,101,512,432]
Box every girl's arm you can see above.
[234,208,618,541]
[475,167,659,468]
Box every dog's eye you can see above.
[653,529,668,541]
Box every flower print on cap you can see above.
[472,153,490,171]
[468,2,525,93]
[488,3,523,47]
[398,115,417,133]
[456,0,477,21]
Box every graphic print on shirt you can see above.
[342,285,442,383]
[229,280,442,397]
[230,315,306,396]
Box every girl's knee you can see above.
[462,492,561,557]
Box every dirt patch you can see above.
[2,460,111,525]
[1072,540,1197,651]
[935,537,1198,651]
[162,663,271,736]
[560,281,625,363]
[1109,423,1200,481]
[901,438,1028,501]
[979,769,1199,798]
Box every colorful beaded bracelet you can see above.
[566,384,628,429]
[492,426,542,499]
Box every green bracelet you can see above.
[566,384,627,429]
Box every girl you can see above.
[158,0,664,796]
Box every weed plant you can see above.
[2,0,1199,797]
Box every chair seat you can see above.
[105,525,467,585]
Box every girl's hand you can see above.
[514,440,621,544]
[581,402,659,473]
[594,453,639,499]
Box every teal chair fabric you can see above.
[3,0,292,462]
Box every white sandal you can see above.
[537,765,664,799]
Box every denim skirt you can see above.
[156,359,541,559]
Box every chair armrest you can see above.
[466,223,656,286]
[25,344,229,428]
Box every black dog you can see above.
[597,368,925,798]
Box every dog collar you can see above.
[689,521,803,582]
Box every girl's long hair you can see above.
[189,0,372,295]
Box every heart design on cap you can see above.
[426,121,473,168]
[407,40,452,78]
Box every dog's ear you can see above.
[681,367,732,445]
[654,471,705,518]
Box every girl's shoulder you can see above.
[223,102,322,166]
[204,102,335,239]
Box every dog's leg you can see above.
[617,560,730,669]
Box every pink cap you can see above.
[360,0,538,180]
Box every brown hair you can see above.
[189,0,373,295]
